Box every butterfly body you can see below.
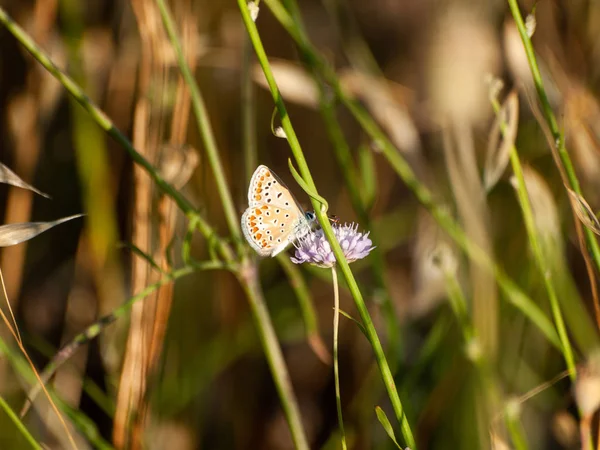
[241,165,316,257]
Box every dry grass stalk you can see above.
[114,0,168,447]
[442,122,498,361]
[0,0,61,307]
[575,354,600,450]
[115,1,199,447]
[442,121,498,446]
[524,88,600,332]
[146,7,199,415]
[0,4,81,447]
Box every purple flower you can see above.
[291,223,375,268]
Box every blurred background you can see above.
[0,0,600,449]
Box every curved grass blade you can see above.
[277,255,331,364]
[566,188,600,235]
[484,90,519,191]
[0,395,42,449]
[20,263,223,417]
[0,214,84,247]
[288,159,329,213]
[0,162,50,199]
[375,406,403,449]
[116,242,164,274]
[338,309,367,336]
[358,142,377,210]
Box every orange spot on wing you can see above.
[255,232,262,239]
[249,215,256,220]
[261,205,268,210]
[253,227,259,233]
[265,171,271,176]
[256,188,262,193]
[255,209,262,215]
[255,195,261,200]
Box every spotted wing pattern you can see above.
[247,165,302,209]
[241,165,307,257]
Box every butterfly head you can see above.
[302,211,339,226]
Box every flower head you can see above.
[291,223,375,268]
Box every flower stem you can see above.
[332,266,348,450]
[506,0,600,301]
[0,395,42,450]
[260,0,561,353]
[242,33,258,188]
[238,261,310,450]
[155,0,243,251]
[309,50,401,371]
[491,95,576,380]
[279,255,330,364]
[0,7,194,218]
[238,2,416,447]
[506,411,530,450]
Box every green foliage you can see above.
[0,1,598,449]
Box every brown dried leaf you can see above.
[567,188,600,235]
[0,214,84,247]
[484,90,519,191]
[552,411,579,449]
[574,352,600,417]
[509,166,560,241]
[0,162,50,198]
[159,144,199,189]
[252,61,318,108]
[339,70,421,154]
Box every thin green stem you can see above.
[305,53,401,371]
[157,5,311,444]
[444,270,522,449]
[491,96,576,379]
[239,23,310,440]
[24,333,115,417]
[242,33,258,186]
[0,395,42,449]
[0,6,240,265]
[59,400,114,450]
[239,2,416,447]
[506,0,600,282]
[444,273,474,343]
[332,266,347,450]
[238,261,310,450]
[0,7,195,219]
[155,0,243,251]
[0,8,312,449]
[0,338,80,449]
[320,0,382,75]
[261,0,561,351]
[277,255,330,362]
[22,263,222,416]
[505,402,530,450]
[287,159,329,212]
[286,0,404,414]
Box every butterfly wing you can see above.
[241,204,305,256]
[248,165,304,211]
[243,165,308,257]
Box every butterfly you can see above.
[241,165,317,257]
